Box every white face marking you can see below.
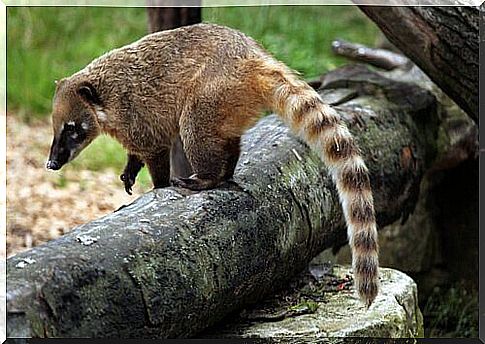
[71,132,78,139]
[95,107,107,122]
[81,122,89,130]
[67,121,75,126]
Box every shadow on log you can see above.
[8,51,463,337]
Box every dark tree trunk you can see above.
[146,0,201,33]
[357,6,479,124]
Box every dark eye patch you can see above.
[62,122,86,143]
[64,122,76,133]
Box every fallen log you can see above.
[8,61,446,338]
[357,5,479,124]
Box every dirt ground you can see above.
[6,115,144,257]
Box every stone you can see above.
[203,265,424,340]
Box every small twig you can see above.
[291,148,303,162]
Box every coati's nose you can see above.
[46,160,60,170]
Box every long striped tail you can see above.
[262,63,380,307]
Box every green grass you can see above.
[7,6,379,176]
[7,6,379,118]
[7,7,148,119]
[69,135,153,188]
[7,10,479,337]
[422,284,478,337]
[204,6,379,78]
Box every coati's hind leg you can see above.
[120,154,144,195]
[172,87,259,191]
[172,108,242,191]
[145,149,171,189]
[171,137,241,191]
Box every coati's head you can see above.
[46,77,102,170]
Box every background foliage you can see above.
[7,6,379,184]
[8,6,379,117]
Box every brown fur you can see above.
[48,23,379,306]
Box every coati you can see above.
[46,23,379,307]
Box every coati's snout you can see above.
[46,79,101,170]
[46,121,89,170]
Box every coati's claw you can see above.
[120,154,144,195]
[170,177,219,191]
[120,173,134,195]
[170,177,194,188]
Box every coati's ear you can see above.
[54,78,67,90]
[77,82,101,105]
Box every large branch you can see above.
[357,6,479,124]
[7,60,472,338]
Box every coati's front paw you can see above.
[120,173,135,195]
[170,176,219,191]
[121,155,144,195]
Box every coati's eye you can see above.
[63,122,80,140]
[62,121,86,143]
[64,122,76,132]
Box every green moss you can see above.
[278,152,338,225]
[27,308,48,337]
[416,307,425,337]
[291,299,319,313]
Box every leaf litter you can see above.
[6,115,143,256]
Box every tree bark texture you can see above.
[357,6,479,124]
[7,56,474,338]
[146,0,201,33]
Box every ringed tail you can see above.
[259,59,380,307]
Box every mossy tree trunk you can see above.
[357,5,479,124]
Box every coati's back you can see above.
[81,23,265,96]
